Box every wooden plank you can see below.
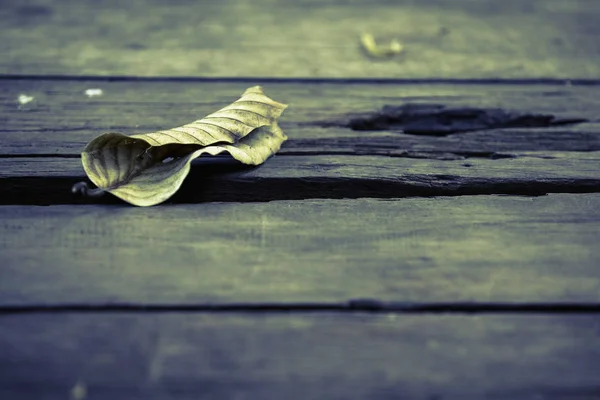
[2,80,600,203]
[2,80,600,157]
[1,152,599,204]
[1,0,599,79]
[1,313,599,399]
[1,194,600,305]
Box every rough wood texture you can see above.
[2,80,600,157]
[2,194,599,305]
[1,0,599,79]
[1,314,599,400]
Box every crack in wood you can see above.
[385,150,517,160]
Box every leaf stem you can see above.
[71,181,106,198]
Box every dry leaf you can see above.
[76,86,287,206]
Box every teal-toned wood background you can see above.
[1,1,599,399]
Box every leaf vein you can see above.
[157,130,183,143]
[223,107,271,120]
[192,121,237,138]
[170,128,204,143]
[203,115,255,128]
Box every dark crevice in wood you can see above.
[318,104,589,136]
[281,150,519,160]
[388,151,517,160]
[2,74,600,85]
[0,154,81,158]
[2,301,600,314]
[2,176,600,205]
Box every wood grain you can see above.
[1,194,599,305]
[1,0,599,79]
[1,313,599,400]
[2,80,600,157]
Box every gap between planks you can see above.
[2,301,600,315]
[3,75,600,85]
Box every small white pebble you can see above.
[18,94,34,105]
[85,88,103,97]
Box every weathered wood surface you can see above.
[2,195,599,305]
[1,0,599,79]
[1,1,599,395]
[1,314,599,400]
[2,80,600,157]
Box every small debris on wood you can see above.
[17,94,34,105]
[360,33,403,58]
[84,88,103,97]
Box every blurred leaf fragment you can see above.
[360,32,403,58]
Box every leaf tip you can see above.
[242,86,265,96]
